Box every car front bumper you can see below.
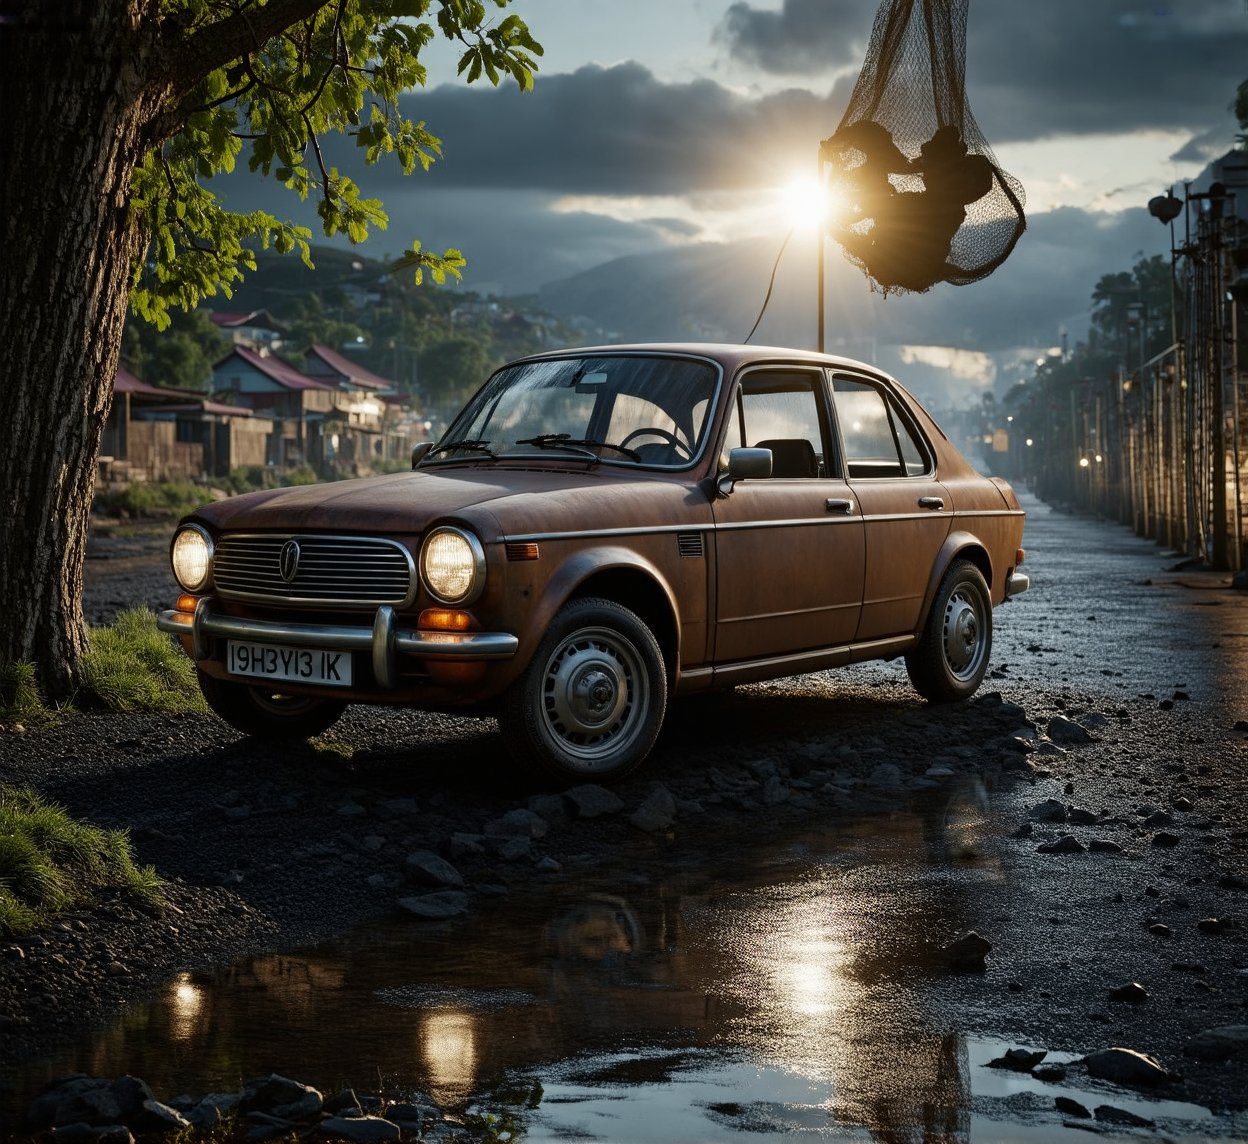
[157,600,519,690]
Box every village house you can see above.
[101,366,267,484]
[210,345,414,473]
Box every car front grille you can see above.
[213,534,415,607]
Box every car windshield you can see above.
[432,354,719,468]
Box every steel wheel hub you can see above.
[943,592,982,677]
[543,631,638,750]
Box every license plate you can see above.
[226,640,353,687]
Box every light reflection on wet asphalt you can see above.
[12,492,1248,1140]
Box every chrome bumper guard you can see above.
[157,601,518,689]
[1005,571,1030,597]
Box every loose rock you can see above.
[1083,1047,1172,1087]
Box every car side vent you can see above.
[677,532,705,558]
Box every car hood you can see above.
[190,466,701,537]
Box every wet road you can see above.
[13,492,1248,1141]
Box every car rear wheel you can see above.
[500,597,667,783]
[905,559,992,702]
[197,669,347,739]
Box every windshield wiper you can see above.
[426,438,496,460]
[515,433,640,462]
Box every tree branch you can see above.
[155,0,332,104]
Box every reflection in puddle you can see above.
[6,786,1238,1141]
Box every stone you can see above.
[987,1048,1047,1072]
[488,834,532,861]
[1143,811,1174,828]
[51,1127,134,1144]
[1108,982,1148,1003]
[1037,835,1085,854]
[565,784,625,818]
[29,1077,152,1130]
[397,892,469,920]
[1054,1097,1091,1118]
[484,809,549,839]
[1148,923,1172,937]
[942,930,992,972]
[128,1101,190,1136]
[527,793,568,824]
[1067,806,1099,824]
[1048,716,1094,745]
[404,851,465,888]
[1083,1047,1172,1087]
[449,833,485,859]
[1089,839,1123,853]
[629,785,677,833]
[317,1115,401,1142]
[1027,799,1068,823]
[1033,1064,1066,1082]
[1183,1025,1248,1062]
[1152,831,1181,847]
[1094,1105,1155,1128]
[1196,917,1230,934]
[240,1075,323,1122]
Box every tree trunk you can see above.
[0,3,160,697]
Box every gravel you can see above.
[2,498,1246,1124]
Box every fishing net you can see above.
[820,0,1025,295]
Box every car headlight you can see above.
[420,526,485,605]
[171,524,213,592]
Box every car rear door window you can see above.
[832,377,929,478]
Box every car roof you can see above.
[512,342,897,381]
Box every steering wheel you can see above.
[618,426,692,460]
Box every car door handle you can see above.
[825,498,855,514]
[917,496,945,510]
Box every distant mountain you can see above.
[536,207,1167,402]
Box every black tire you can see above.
[499,597,667,783]
[905,559,992,702]
[197,668,347,739]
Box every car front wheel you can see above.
[500,597,667,783]
[197,669,347,739]
[905,559,992,702]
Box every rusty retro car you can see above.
[159,343,1028,781]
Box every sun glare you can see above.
[780,177,835,231]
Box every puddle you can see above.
[5,783,1240,1141]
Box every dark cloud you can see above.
[1171,123,1239,164]
[715,0,874,74]
[718,0,1248,143]
[332,63,851,195]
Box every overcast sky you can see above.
[219,0,1247,388]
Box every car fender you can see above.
[518,545,683,672]
[915,531,995,631]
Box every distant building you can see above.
[210,309,286,352]
[211,346,413,472]
[102,366,267,482]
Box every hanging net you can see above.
[820,0,1025,295]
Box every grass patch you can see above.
[0,661,59,728]
[93,480,208,520]
[308,735,355,759]
[80,609,206,715]
[0,786,164,936]
[1,609,205,728]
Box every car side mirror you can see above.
[717,446,772,497]
[411,441,433,469]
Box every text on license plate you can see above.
[226,641,353,686]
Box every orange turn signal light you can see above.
[175,594,199,614]
[418,608,476,632]
[1015,548,1025,566]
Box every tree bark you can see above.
[0,2,163,696]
